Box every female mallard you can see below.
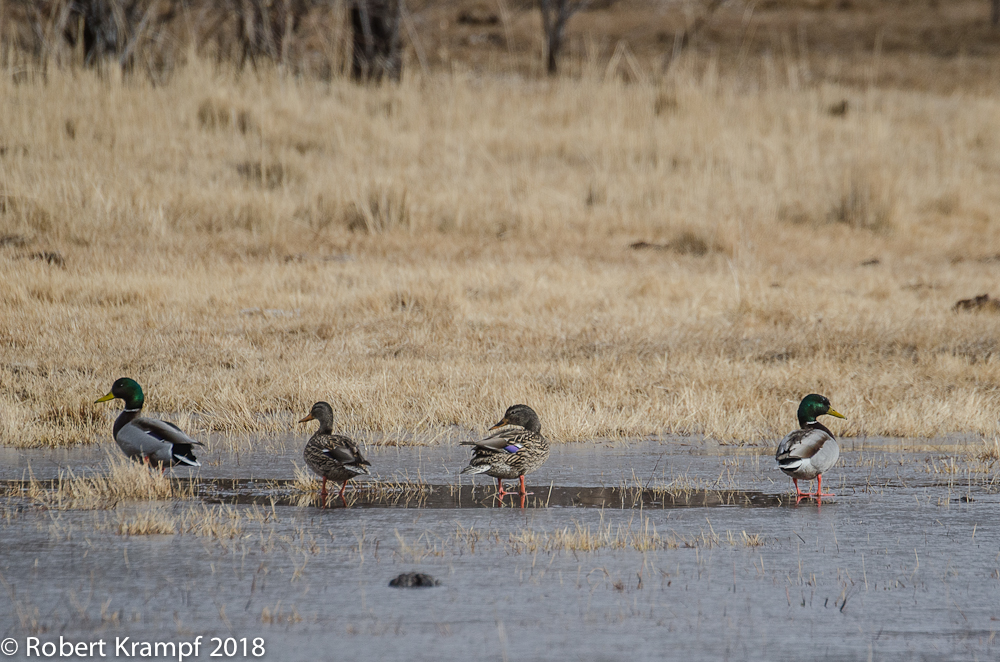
[460,404,549,503]
[95,378,204,468]
[775,394,846,498]
[300,401,370,506]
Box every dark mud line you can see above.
[3,478,819,509]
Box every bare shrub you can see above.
[232,0,308,69]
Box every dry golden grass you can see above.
[973,434,1000,462]
[1,53,999,448]
[260,604,303,625]
[386,518,765,562]
[458,517,766,553]
[115,509,178,536]
[111,502,278,538]
[15,456,194,510]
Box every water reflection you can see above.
[4,478,805,509]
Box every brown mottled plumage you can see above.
[300,402,370,507]
[461,404,549,505]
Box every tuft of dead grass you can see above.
[16,457,194,510]
[827,166,897,233]
[345,185,410,234]
[115,509,178,536]
[976,436,1000,463]
[261,604,303,625]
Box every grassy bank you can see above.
[1,57,998,447]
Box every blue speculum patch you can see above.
[504,445,520,453]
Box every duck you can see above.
[775,394,846,498]
[300,401,370,506]
[95,377,204,468]
[460,404,550,505]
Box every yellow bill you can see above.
[95,392,115,403]
[827,408,846,419]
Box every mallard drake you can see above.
[460,404,550,504]
[300,401,370,506]
[775,394,846,498]
[95,378,204,468]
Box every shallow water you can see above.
[1,438,998,661]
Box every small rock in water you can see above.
[389,572,440,588]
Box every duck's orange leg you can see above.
[810,474,835,498]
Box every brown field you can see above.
[1,1,999,449]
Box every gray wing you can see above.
[130,418,204,447]
[116,418,204,462]
[313,434,366,463]
[115,421,171,461]
[460,427,534,453]
[322,445,358,463]
[775,428,831,461]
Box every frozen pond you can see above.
[1,437,998,661]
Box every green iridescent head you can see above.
[95,377,145,410]
[797,393,845,428]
